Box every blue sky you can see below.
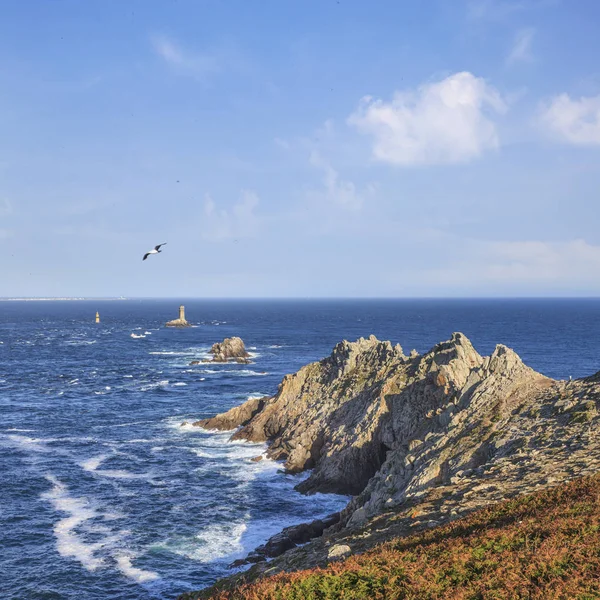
[1,0,599,297]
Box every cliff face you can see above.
[190,333,600,588]
[195,333,548,502]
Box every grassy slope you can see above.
[196,474,600,600]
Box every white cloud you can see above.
[151,35,220,81]
[202,190,260,241]
[348,72,506,166]
[539,93,600,145]
[309,151,371,211]
[507,28,535,65]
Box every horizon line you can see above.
[2,296,600,301]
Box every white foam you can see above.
[115,553,159,583]
[80,454,109,472]
[143,332,152,335]
[4,434,51,452]
[5,428,36,432]
[164,520,249,563]
[235,370,269,377]
[130,333,146,339]
[95,469,151,480]
[172,382,187,387]
[123,375,133,378]
[140,380,169,392]
[191,449,212,458]
[175,421,199,432]
[41,475,124,572]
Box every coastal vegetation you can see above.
[191,473,600,599]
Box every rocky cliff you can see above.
[187,333,600,595]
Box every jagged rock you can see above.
[250,455,263,463]
[205,337,251,363]
[188,332,600,593]
[193,396,267,431]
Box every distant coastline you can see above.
[0,297,128,302]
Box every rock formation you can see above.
[166,305,191,328]
[197,336,251,364]
[185,332,600,591]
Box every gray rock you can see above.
[189,332,600,591]
[327,544,351,559]
[210,337,250,362]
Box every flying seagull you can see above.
[143,243,167,261]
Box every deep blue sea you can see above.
[2,298,600,599]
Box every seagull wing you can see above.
[154,243,167,251]
[143,253,150,261]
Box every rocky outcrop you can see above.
[200,337,251,364]
[166,305,191,328]
[166,317,190,327]
[185,332,600,595]
[194,396,267,431]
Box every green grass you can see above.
[193,473,600,600]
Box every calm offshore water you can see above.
[1,298,600,599]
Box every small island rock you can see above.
[165,305,191,328]
[206,337,251,363]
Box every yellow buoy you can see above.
[95,311,100,324]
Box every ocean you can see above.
[1,298,600,599]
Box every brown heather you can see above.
[195,474,600,599]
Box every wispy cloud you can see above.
[274,137,291,150]
[151,35,220,81]
[201,190,260,241]
[507,28,535,65]
[308,151,373,211]
[348,71,506,166]
[0,198,13,218]
[417,237,600,292]
[538,92,600,145]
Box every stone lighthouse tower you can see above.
[166,304,191,327]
